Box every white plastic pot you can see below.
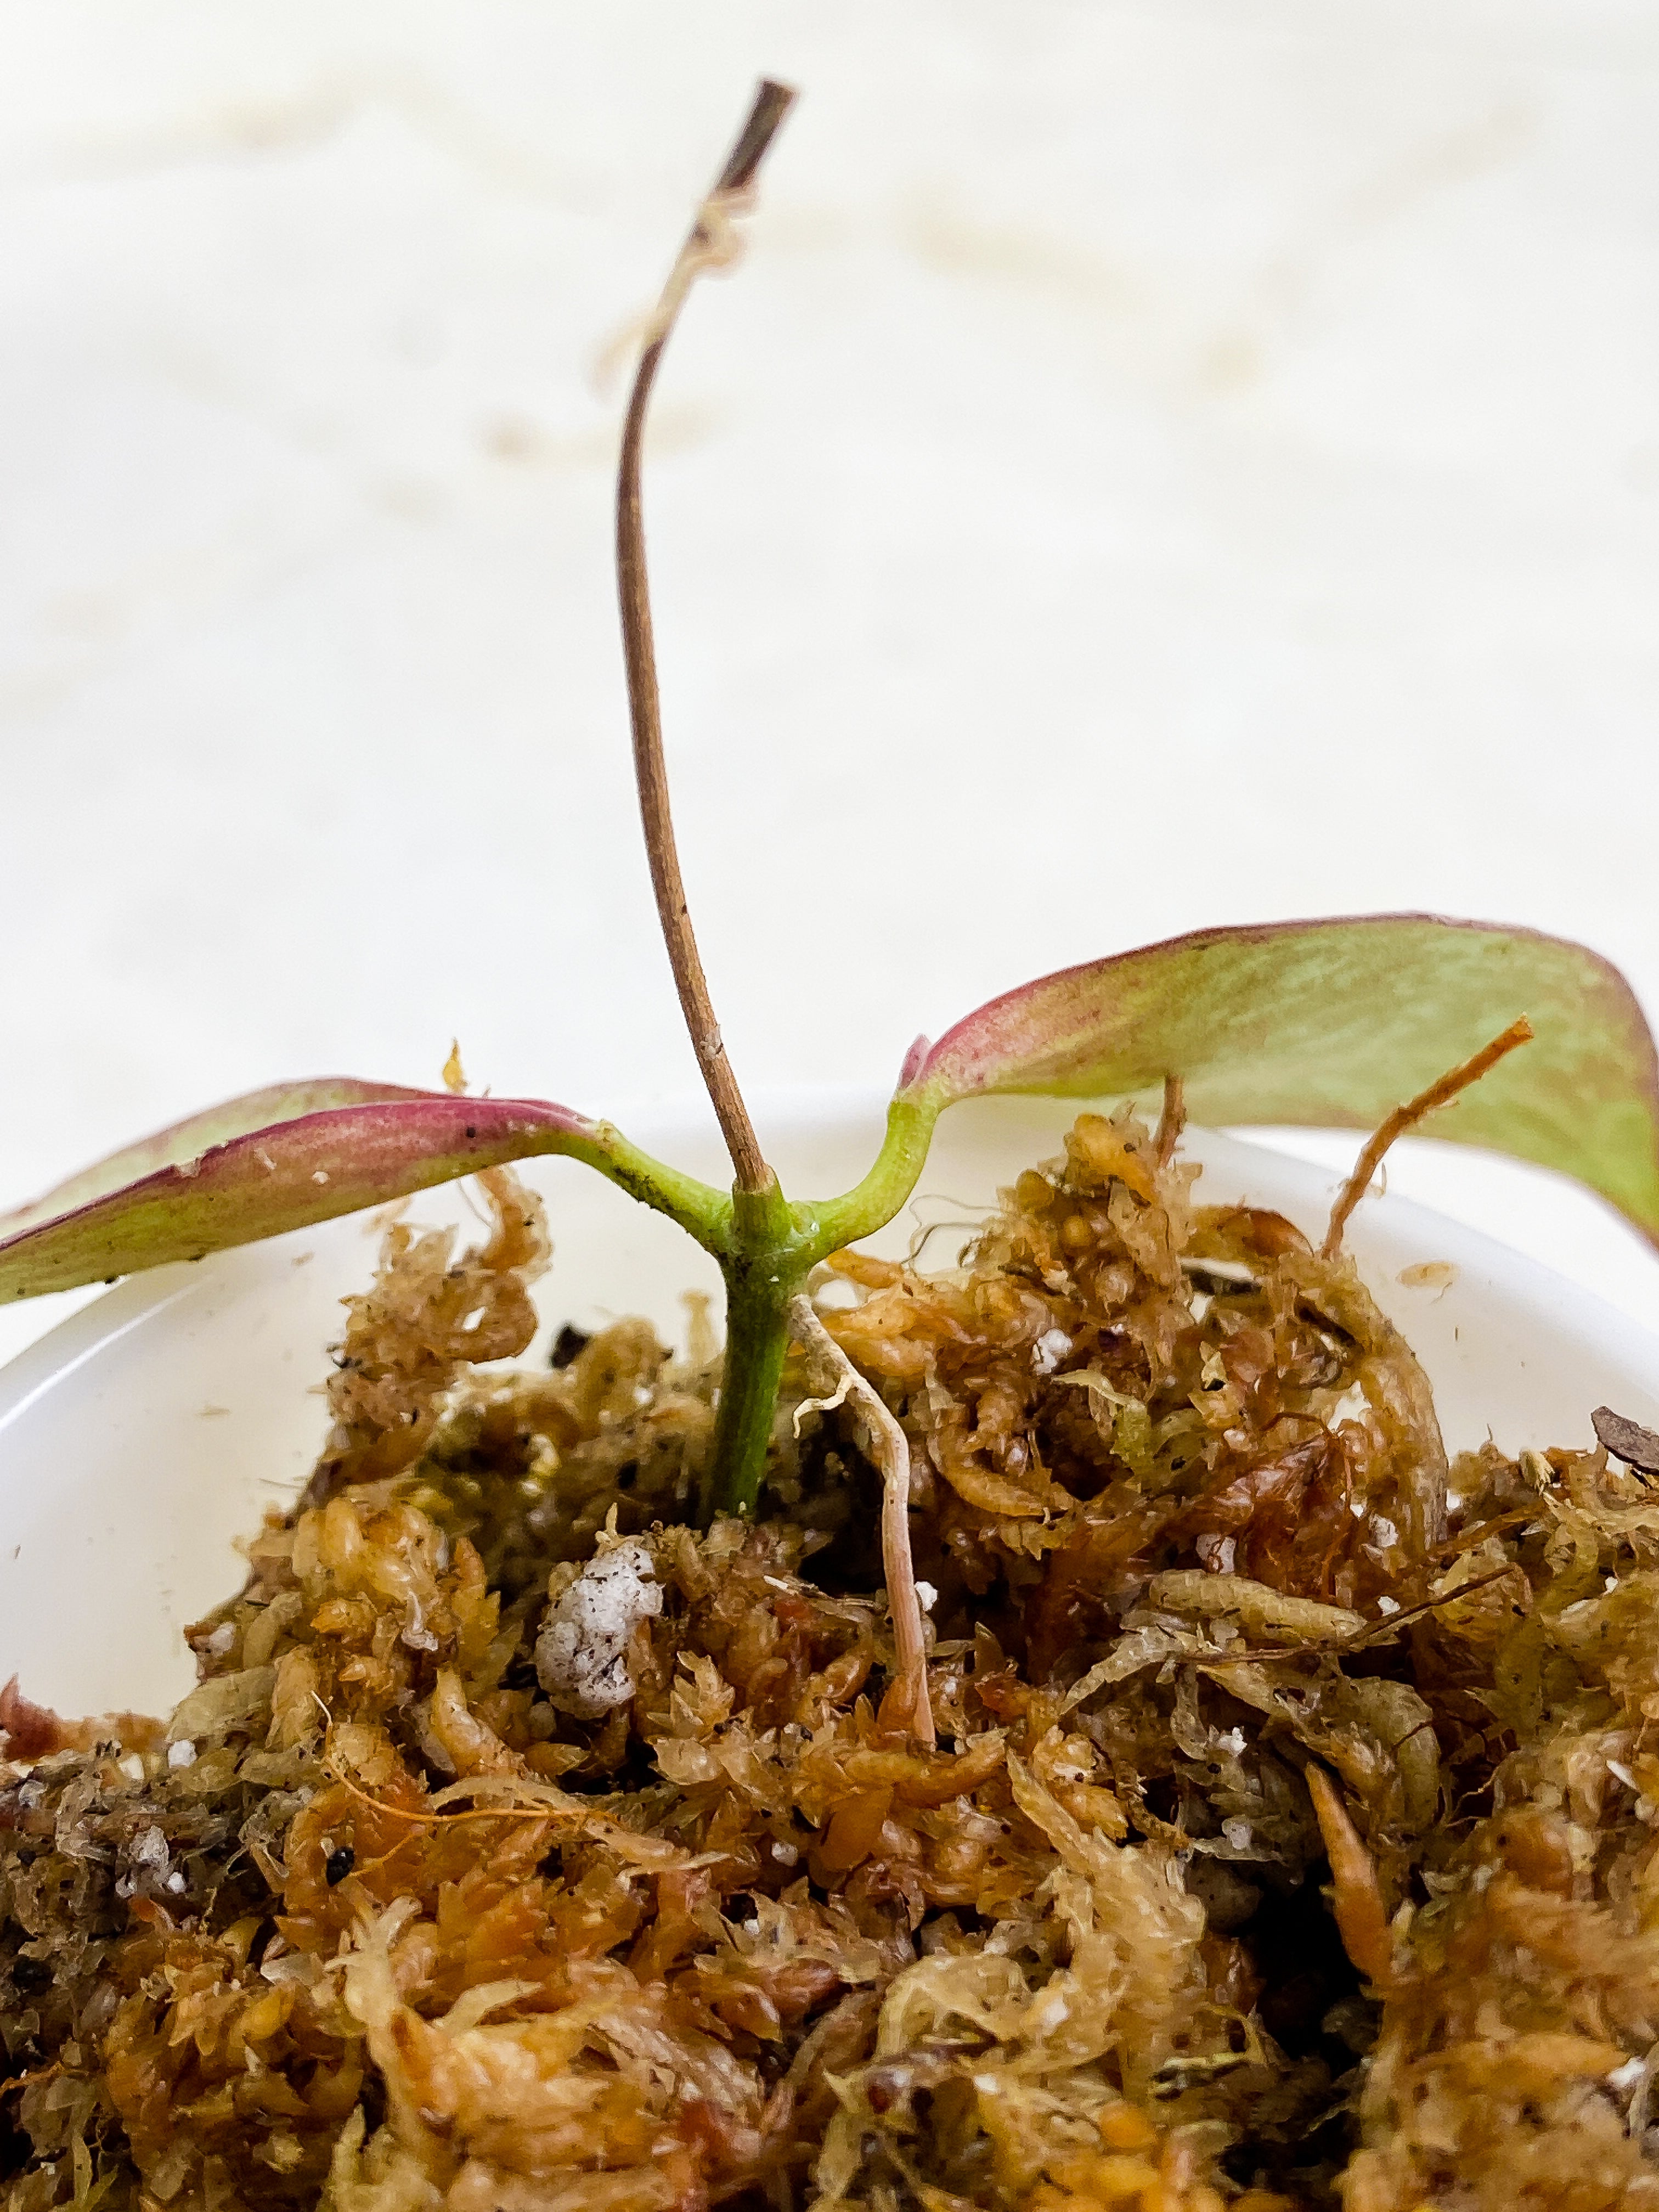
[3,1091,1657,1723]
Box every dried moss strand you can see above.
[17,1103,1659,2207]
[324,1760,554,1831]
[1322,1016,1535,1257]
[615,81,795,1197]
[789,1293,936,1747]
[321,1742,689,1868]
[1217,1565,1516,1666]
[1305,1762,1396,1991]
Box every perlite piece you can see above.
[535,1540,662,1717]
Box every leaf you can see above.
[901,914,1659,1245]
[0,1082,725,1304]
[0,1080,429,1241]
[1592,1407,1659,1475]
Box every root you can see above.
[788,1294,935,1747]
[1305,1760,1396,1990]
[1322,1017,1533,1256]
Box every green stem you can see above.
[700,1175,804,1522]
[702,1254,799,1522]
[798,1092,939,1263]
[580,1122,733,1256]
[696,1094,946,1521]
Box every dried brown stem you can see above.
[321,1734,687,1868]
[616,81,795,1195]
[1154,1074,1186,1169]
[1321,1016,1534,1257]
[788,1294,936,1746]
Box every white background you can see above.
[2,1,1657,1363]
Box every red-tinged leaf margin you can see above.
[0,1080,430,1241]
[0,1085,729,1303]
[897,914,1659,1248]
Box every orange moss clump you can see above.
[7,1131,1659,2208]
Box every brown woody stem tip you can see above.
[616,81,797,1196]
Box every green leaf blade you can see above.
[0,1086,721,1304]
[0,1080,434,1243]
[902,915,1659,1244]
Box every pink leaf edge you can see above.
[894,912,1659,1245]
[0,1085,602,1302]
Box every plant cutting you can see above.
[1,83,1655,1522]
[5,81,1659,2212]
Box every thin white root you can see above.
[792,1373,852,1435]
[787,1294,935,1747]
[648,186,753,340]
[597,184,757,391]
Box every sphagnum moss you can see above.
[5,77,1659,2212]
